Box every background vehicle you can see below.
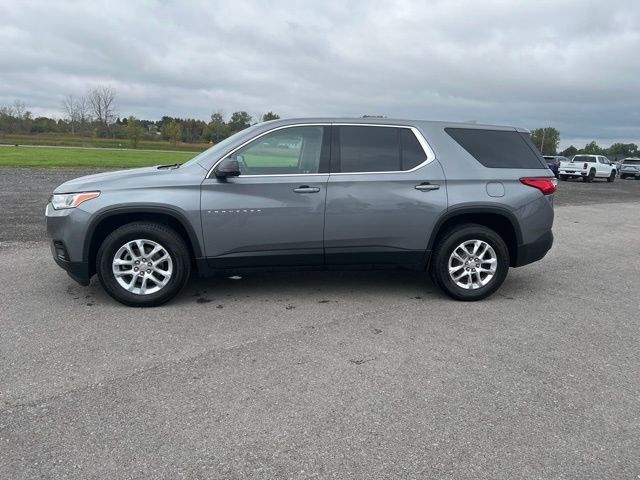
[543,155,566,177]
[620,158,640,179]
[46,118,555,306]
[558,154,617,182]
[611,159,623,171]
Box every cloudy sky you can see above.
[1,0,639,148]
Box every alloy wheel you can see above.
[447,239,497,289]
[112,239,173,295]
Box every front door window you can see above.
[232,126,328,175]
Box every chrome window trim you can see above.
[205,122,436,179]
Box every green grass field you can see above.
[0,133,208,152]
[0,146,198,168]
[243,144,300,167]
[244,154,297,166]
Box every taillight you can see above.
[583,162,588,169]
[520,177,557,195]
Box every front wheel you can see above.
[607,171,616,182]
[559,174,568,181]
[621,174,627,179]
[430,224,510,301]
[96,222,191,307]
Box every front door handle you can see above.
[415,182,440,191]
[293,185,320,193]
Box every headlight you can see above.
[51,192,100,210]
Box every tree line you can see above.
[0,85,280,148]
[1,87,637,157]
[528,127,637,160]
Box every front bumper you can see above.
[621,170,640,177]
[46,203,92,286]
[514,230,553,267]
[49,241,90,285]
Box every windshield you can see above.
[622,159,640,165]
[181,125,263,168]
[571,155,596,163]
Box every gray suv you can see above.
[46,118,556,306]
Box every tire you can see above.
[96,222,191,307]
[621,174,627,179]
[607,171,616,182]
[559,174,568,181]
[430,224,510,301]
[582,169,595,182]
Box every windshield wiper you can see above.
[157,163,180,170]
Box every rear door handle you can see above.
[415,182,440,191]
[293,185,320,193]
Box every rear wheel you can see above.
[97,222,191,307]
[607,171,616,182]
[430,224,509,301]
[583,169,595,182]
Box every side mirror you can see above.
[214,157,241,178]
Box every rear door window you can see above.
[335,126,427,173]
[400,128,427,170]
[445,128,546,169]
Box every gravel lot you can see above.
[1,168,639,479]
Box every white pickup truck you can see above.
[558,155,617,182]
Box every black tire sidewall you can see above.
[97,223,191,307]
[431,225,510,301]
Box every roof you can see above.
[263,117,528,133]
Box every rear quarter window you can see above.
[445,128,546,169]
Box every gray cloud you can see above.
[1,0,639,147]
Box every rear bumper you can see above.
[514,230,553,267]
[559,169,587,176]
